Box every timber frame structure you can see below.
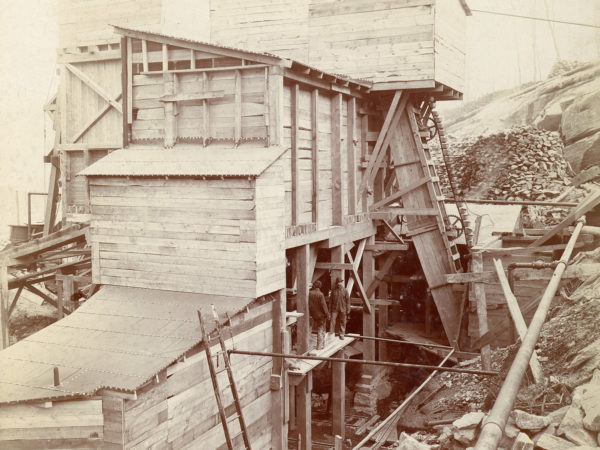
[0,1,492,449]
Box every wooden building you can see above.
[0,2,481,449]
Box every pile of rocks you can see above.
[433,126,571,202]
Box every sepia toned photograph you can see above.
[0,1,599,448]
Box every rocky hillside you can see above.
[441,62,600,174]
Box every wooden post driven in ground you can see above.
[295,244,311,449]
[332,349,346,441]
[378,282,389,361]
[362,239,376,368]
[271,289,288,450]
[471,252,491,370]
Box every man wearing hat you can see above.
[309,280,329,350]
[329,278,350,340]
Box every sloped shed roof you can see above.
[0,285,256,405]
[79,145,286,177]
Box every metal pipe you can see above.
[227,349,497,376]
[474,217,586,450]
[444,198,578,207]
[507,261,559,292]
[353,349,455,450]
[345,333,453,350]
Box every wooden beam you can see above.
[369,176,431,211]
[127,37,133,126]
[358,91,402,196]
[202,72,210,145]
[72,94,123,144]
[43,164,60,236]
[471,252,492,370]
[271,289,288,450]
[315,262,354,270]
[493,259,544,383]
[268,66,284,147]
[347,97,357,215]
[162,43,168,71]
[291,83,300,225]
[362,240,376,366]
[528,189,600,247]
[378,282,389,361]
[345,238,367,295]
[296,245,310,354]
[234,70,242,142]
[64,64,122,113]
[366,94,410,194]
[366,252,398,298]
[160,91,225,102]
[331,93,343,226]
[349,264,373,314]
[7,285,23,318]
[361,113,369,212]
[163,72,177,147]
[311,89,319,225]
[296,373,312,450]
[365,242,409,252]
[332,350,346,441]
[24,285,69,316]
[0,265,8,349]
[141,39,149,72]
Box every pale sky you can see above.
[0,0,598,233]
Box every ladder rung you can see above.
[226,414,239,423]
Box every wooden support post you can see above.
[331,93,343,225]
[311,89,319,225]
[296,373,312,450]
[471,252,492,370]
[163,72,177,147]
[330,245,344,332]
[362,239,376,366]
[360,113,369,212]
[43,163,60,236]
[63,275,74,309]
[234,70,242,143]
[127,37,133,127]
[296,244,310,354]
[121,37,129,147]
[162,43,168,71]
[332,349,346,441]
[141,39,149,73]
[56,271,64,320]
[291,83,300,225]
[378,282,389,361]
[271,289,288,450]
[268,66,283,147]
[0,264,8,349]
[493,259,544,384]
[347,97,357,215]
[202,72,210,145]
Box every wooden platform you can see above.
[288,334,355,383]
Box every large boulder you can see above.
[561,90,600,145]
[535,101,563,131]
[563,131,600,173]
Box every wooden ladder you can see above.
[407,105,463,273]
[198,307,252,450]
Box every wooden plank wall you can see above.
[209,0,310,62]
[255,161,287,297]
[57,0,162,47]
[282,85,364,229]
[0,399,104,449]
[433,0,466,93]
[132,63,267,143]
[116,306,273,449]
[308,0,435,84]
[467,252,552,349]
[89,177,261,297]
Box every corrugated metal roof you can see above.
[0,285,256,405]
[78,145,286,177]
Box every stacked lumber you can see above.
[434,126,571,202]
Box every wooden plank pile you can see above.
[433,126,571,202]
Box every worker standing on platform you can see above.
[329,278,350,340]
[309,281,329,350]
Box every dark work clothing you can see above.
[309,288,329,321]
[329,285,351,335]
[330,286,351,314]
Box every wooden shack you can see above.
[80,146,286,298]
[1,2,479,448]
